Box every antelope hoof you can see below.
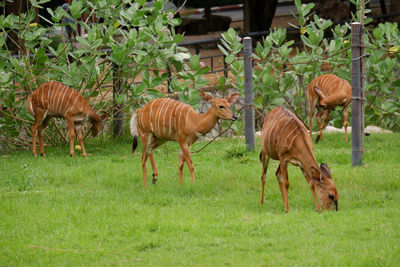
[152,174,157,185]
[70,153,75,157]
[40,153,45,157]
[315,135,321,143]
[32,153,37,157]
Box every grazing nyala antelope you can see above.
[27,81,105,157]
[308,74,351,143]
[130,91,239,186]
[260,106,338,212]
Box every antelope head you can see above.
[311,163,339,211]
[91,112,107,137]
[199,91,240,121]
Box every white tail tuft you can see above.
[27,95,34,116]
[130,113,138,137]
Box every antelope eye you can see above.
[218,105,225,109]
[328,194,335,201]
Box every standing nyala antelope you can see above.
[260,106,338,212]
[130,91,240,186]
[27,81,106,157]
[308,74,351,143]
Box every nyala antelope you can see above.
[27,81,105,157]
[260,106,338,212]
[308,74,351,143]
[130,91,240,186]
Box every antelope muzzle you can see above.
[231,113,238,121]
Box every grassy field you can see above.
[1,132,399,266]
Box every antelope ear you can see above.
[225,93,240,104]
[311,165,323,184]
[199,90,213,102]
[313,86,326,99]
[320,163,332,179]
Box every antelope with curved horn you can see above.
[260,106,338,212]
[130,91,239,186]
[308,74,351,143]
[27,81,106,157]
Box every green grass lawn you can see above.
[1,132,399,266]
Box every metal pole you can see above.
[243,37,255,151]
[351,22,363,166]
[112,63,124,137]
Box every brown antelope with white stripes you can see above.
[260,106,338,212]
[308,74,351,143]
[130,91,239,186]
[27,81,105,157]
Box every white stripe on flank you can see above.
[153,99,163,134]
[174,103,184,134]
[52,82,59,112]
[278,117,292,137]
[169,101,178,135]
[71,93,80,111]
[54,83,61,112]
[56,85,67,113]
[268,111,285,151]
[287,132,301,150]
[61,87,71,114]
[51,82,58,111]
[177,104,187,134]
[148,100,156,131]
[47,81,53,108]
[184,107,192,129]
[40,85,45,109]
[156,99,169,134]
[47,82,54,110]
[161,99,173,135]
[284,125,298,148]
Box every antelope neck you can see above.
[195,107,219,135]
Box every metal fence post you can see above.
[112,63,124,137]
[243,37,255,151]
[351,22,364,166]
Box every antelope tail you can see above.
[130,113,139,153]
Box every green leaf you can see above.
[333,119,343,129]
[189,55,200,70]
[134,83,147,94]
[219,76,227,87]
[76,36,90,47]
[115,94,126,105]
[173,34,183,43]
[225,54,235,64]
[195,67,210,76]
[392,80,400,87]
[173,52,190,61]
[153,1,163,11]
[218,44,229,56]
[300,35,313,48]
[137,0,146,6]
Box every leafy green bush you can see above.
[0,0,210,152]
